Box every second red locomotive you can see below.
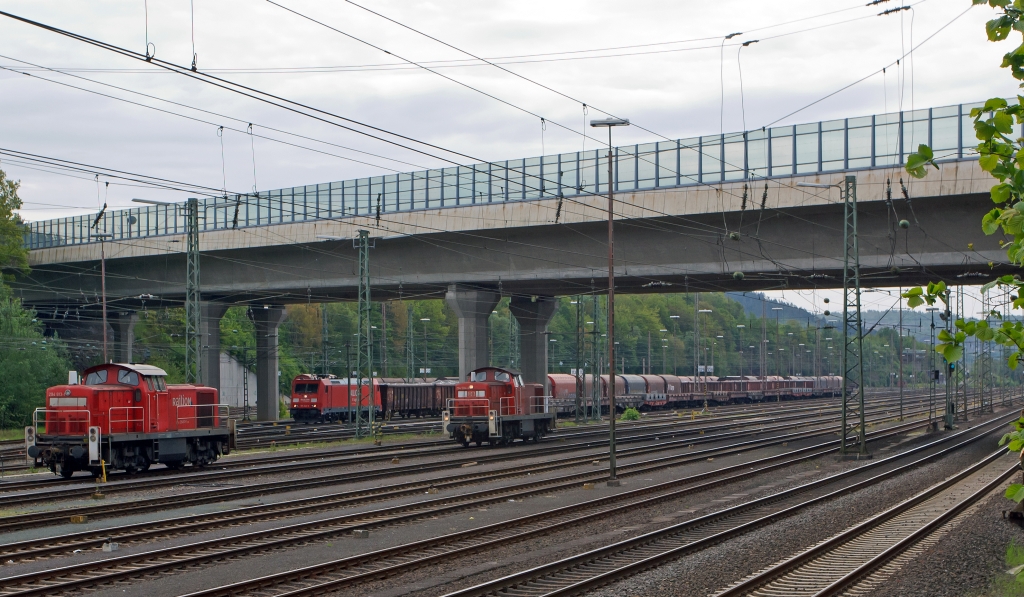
[444,366,556,446]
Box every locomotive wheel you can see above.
[59,465,74,479]
[474,440,482,447]
[461,440,470,448]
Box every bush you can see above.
[620,407,641,421]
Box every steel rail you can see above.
[437,415,1016,597]
[173,414,1014,597]
[0,408,966,595]
[712,458,1016,596]
[0,398,930,545]
[0,393,932,514]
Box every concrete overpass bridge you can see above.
[13,100,1007,419]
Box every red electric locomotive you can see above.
[27,363,234,478]
[444,366,556,446]
[290,374,384,423]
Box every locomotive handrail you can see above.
[175,403,231,429]
[108,406,144,434]
[447,398,491,417]
[32,408,90,436]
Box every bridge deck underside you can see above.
[13,191,1006,309]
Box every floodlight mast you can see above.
[590,116,629,487]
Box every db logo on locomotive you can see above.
[171,395,194,407]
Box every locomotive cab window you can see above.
[494,372,510,383]
[117,370,139,386]
[85,370,108,385]
[145,376,166,391]
[470,371,488,382]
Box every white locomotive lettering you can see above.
[171,395,194,407]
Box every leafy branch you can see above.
[901,1,1024,464]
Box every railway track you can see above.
[0,407,997,597]
[714,450,1015,597]
[0,396,931,534]
[426,416,1015,597]
[0,388,927,476]
[0,392,929,503]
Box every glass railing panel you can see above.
[616,147,636,191]
[656,141,677,187]
[558,153,578,196]
[636,142,656,189]
[701,136,722,183]
[678,139,699,184]
[507,159,524,201]
[723,134,745,181]
[821,129,845,170]
[578,151,598,195]
[795,131,819,174]
[933,115,962,155]
[902,120,929,162]
[746,133,768,178]
[874,120,900,165]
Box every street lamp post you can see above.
[420,318,430,379]
[590,116,630,487]
[771,307,783,376]
[737,325,745,377]
[669,315,680,375]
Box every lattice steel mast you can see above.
[185,197,201,384]
[840,176,866,457]
[355,230,373,437]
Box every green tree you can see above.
[0,169,28,280]
[903,1,1024,463]
[0,168,73,426]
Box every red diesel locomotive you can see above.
[444,366,556,446]
[27,363,235,478]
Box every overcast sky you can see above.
[0,0,1015,314]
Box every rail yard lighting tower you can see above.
[736,324,746,376]
[590,115,629,487]
[669,315,681,375]
[420,318,430,378]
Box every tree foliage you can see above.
[0,168,28,280]
[0,168,72,426]
[903,1,1024,460]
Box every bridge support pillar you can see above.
[109,311,138,363]
[445,285,500,381]
[509,295,558,393]
[200,302,229,391]
[251,306,287,421]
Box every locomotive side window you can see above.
[85,370,108,385]
[471,371,488,382]
[117,370,139,386]
[145,376,166,391]
[494,372,510,383]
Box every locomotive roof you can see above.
[471,366,522,375]
[84,363,168,376]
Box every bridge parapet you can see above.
[23,101,993,262]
